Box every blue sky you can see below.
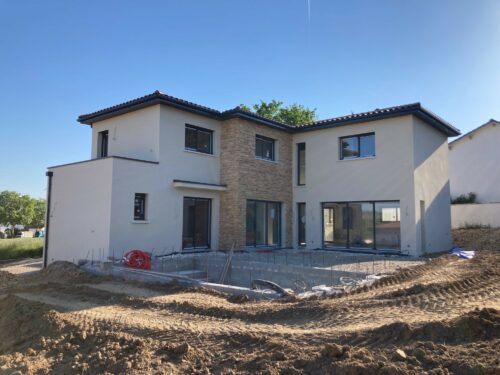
[1,0,499,198]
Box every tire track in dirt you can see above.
[13,252,500,348]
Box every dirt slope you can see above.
[0,250,499,374]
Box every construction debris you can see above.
[449,247,476,259]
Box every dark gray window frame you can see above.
[321,200,400,251]
[339,132,375,160]
[255,135,275,161]
[185,124,214,154]
[297,142,306,185]
[98,130,109,158]
[134,193,147,221]
[182,196,212,249]
[246,199,281,247]
[297,202,306,247]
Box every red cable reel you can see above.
[123,250,151,270]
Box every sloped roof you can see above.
[449,119,499,145]
[297,102,460,136]
[77,91,460,136]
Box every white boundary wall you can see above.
[451,203,500,229]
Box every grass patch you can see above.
[0,238,44,260]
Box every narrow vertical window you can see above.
[134,193,147,221]
[297,143,306,185]
[98,130,109,158]
[298,202,306,246]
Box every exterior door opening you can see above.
[246,200,281,247]
[322,201,400,251]
[182,197,211,249]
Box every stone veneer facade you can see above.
[219,118,293,250]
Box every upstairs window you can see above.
[98,130,109,158]
[340,133,375,160]
[255,135,275,161]
[185,124,213,154]
[134,193,147,221]
[297,143,306,185]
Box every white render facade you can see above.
[449,119,500,203]
[44,92,460,264]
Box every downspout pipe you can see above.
[43,171,53,268]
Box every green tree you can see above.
[240,100,316,126]
[0,191,36,237]
[30,199,46,228]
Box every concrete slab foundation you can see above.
[81,249,426,299]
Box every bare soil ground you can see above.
[0,240,498,373]
[453,228,500,251]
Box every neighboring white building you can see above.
[44,91,460,265]
[449,119,500,203]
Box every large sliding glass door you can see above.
[374,202,401,250]
[349,202,374,248]
[322,201,400,251]
[246,200,281,247]
[182,197,211,249]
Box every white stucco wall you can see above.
[449,122,500,203]
[451,203,500,229]
[292,116,418,254]
[49,104,225,263]
[412,117,452,254]
[91,105,161,161]
[47,158,113,263]
[88,105,223,260]
[292,115,454,256]
[108,158,221,257]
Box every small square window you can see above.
[255,135,275,161]
[134,193,147,221]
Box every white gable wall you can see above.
[449,123,500,203]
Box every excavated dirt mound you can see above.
[346,308,499,346]
[0,244,498,374]
[453,228,500,251]
[27,261,96,284]
[0,295,60,353]
[0,270,16,285]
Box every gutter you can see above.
[43,171,53,268]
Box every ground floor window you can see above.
[246,200,281,247]
[322,201,400,250]
[182,197,211,249]
[298,202,306,246]
[134,193,147,221]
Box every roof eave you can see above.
[294,108,460,137]
[78,96,221,125]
